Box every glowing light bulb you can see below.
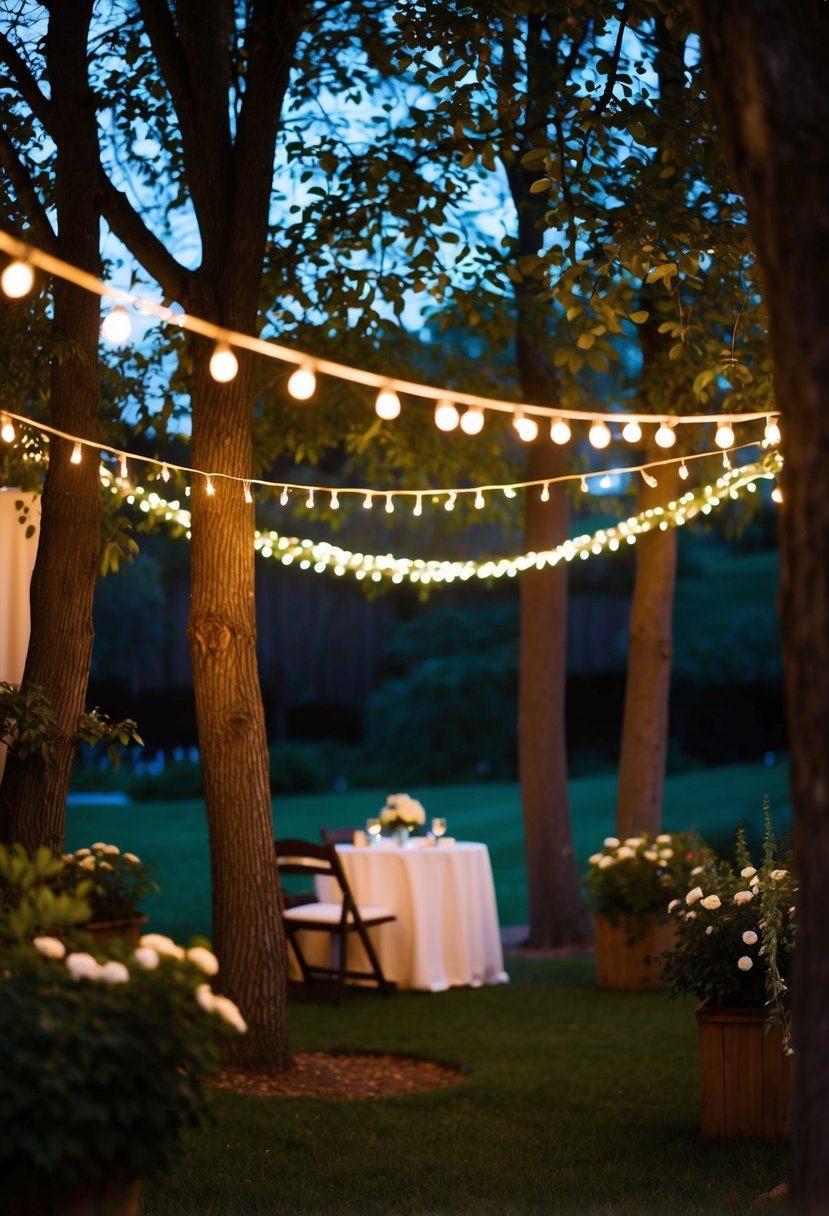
[101,306,132,344]
[305,489,315,508]
[589,420,612,449]
[434,399,460,431]
[622,420,642,444]
[444,492,456,511]
[460,406,484,435]
[375,389,401,420]
[0,413,15,443]
[1,259,35,298]
[540,483,550,502]
[771,485,783,504]
[385,494,394,513]
[679,462,689,480]
[715,420,734,448]
[764,417,781,445]
[209,342,238,383]
[474,490,485,509]
[550,418,571,445]
[244,481,253,504]
[206,476,215,496]
[330,490,339,509]
[513,411,539,442]
[119,454,128,480]
[70,441,82,464]
[280,487,289,506]
[655,422,676,448]
[159,463,170,482]
[413,494,423,516]
[288,365,316,400]
[363,492,373,509]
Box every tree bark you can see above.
[0,0,102,852]
[689,3,829,1210]
[616,455,679,837]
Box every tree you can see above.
[688,2,829,1210]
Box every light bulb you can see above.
[243,481,253,504]
[330,490,339,509]
[70,441,82,464]
[209,342,238,382]
[159,463,170,482]
[540,483,550,502]
[474,490,485,508]
[0,413,15,443]
[589,420,612,449]
[764,417,781,445]
[434,399,460,431]
[715,420,734,448]
[385,494,394,513]
[101,306,132,344]
[460,406,484,435]
[1,259,35,298]
[771,485,783,504]
[206,476,215,496]
[622,420,642,444]
[513,411,539,442]
[305,489,314,508]
[655,422,676,448]
[288,365,316,400]
[550,418,571,445]
[375,389,401,420]
[363,492,373,509]
[679,462,689,480]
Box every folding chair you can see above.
[274,837,397,1002]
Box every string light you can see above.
[503,486,517,498]
[413,493,423,516]
[715,420,735,448]
[70,441,82,464]
[722,451,731,469]
[119,454,128,481]
[280,486,289,506]
[460,406,484,435]
[330,490,340,509]
[444,491,457,511]
[474,489,485,508]
[434,399,460,431]
[655,422,677,448]
[101,306,132,344]
[244,481,253,504]
[550,418,571,445]
[580,476,588,492]
[679,461,689,480]
[385,493,394,513]
[599,474,612,489]
[589,420,612,449]
[375,388,401,421]
[363,491,373,509]
[513,411,539,442]
[306,488,315,508]
[641,470,658,488]
[206,476,215,496]
[622,420,642,444]
[0,413,15,443]
[764,416,781,445]
[540,482,550,502]
[771,485,783,504]
[159,463,170,482]
[287,364,316,401]
[1,258,35,298]
[209,342,238,383]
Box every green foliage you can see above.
[660,807,795,1044]
[0,843,91,944]
[76,708,143,769]
[584,830,709,939]
[0,682,142,770]
[59,843,158,925]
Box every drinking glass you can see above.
[366,817,382,846]
[431,817,447,843]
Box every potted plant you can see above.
[660,813,795,1139]
[59,842,158,945]
[585,831,707,989]
[379,792,426,846]
[0,843,246,1213]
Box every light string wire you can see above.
[1,405,774,504]
[0,227,778,429]
[104,452,782,586]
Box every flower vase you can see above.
[393,826,410,848]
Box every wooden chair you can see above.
[274,837,397,1002]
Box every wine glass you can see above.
[366,817,382,847]
[431,817,447,844]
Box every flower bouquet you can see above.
[0,844,246,1211]
[379,792,426,840]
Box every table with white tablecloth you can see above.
[313,841,509,992]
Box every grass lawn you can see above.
[65,759,791,944]
[142,957,788,1216]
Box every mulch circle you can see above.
[212,1052,465,1100]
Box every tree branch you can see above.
[0,129,57,252]
[96,172,191,304]
[0,31,54,136]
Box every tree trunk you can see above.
[616,455,679,837]
[518,434,592,947]
[690,3,829,1210]
[0,0,102,852]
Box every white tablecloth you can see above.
[314,841,509,992]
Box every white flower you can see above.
[616,846,635,860]
[643,850,658,861]
[685,911,697,920]
[90,842,108,851]
[706,925,714,935]
[195,983,216,1013]
[78,856,97,871]
[598,856,615,869]
[690,865,704,876]
[101,844,120,856]
[742,930,758,945]
[99,960,130,984]
[139,933,186,960]
[749,875,760,888]
[211,994,248,1034]
[623,837,644,847]
[667,899,681,913]
[73,848,91,858]
[187,946,219,977]
[733,890,755,905]
[656,834,672,845]
[33,936,66,960]
[700,895,721,910]
[603,836,620,849]
[740,866,756,879]
[133,946,160,970]
[686,887,703,905]
[65,952,101,981]
[588,853,603,865]
[770,869,788,881]
[658,849,674,860]
[123,852,141,864]
[379,793,426,827]
[737,956,754,972]
[98,860,113,871]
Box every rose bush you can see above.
[59,841,158,925]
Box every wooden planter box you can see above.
[594,914,675,989]
[695,1003,792,1139]
[84,915,148,949]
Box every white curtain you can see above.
[0,488,40,779]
